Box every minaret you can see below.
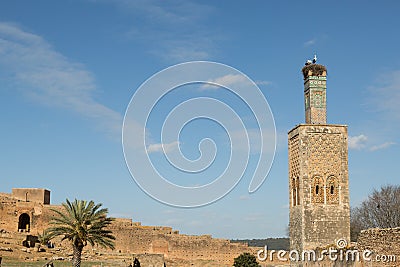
[303,63,327,124]
[288,59,350,263]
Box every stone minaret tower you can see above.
[288,60,350,256]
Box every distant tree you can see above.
[233,252,260,267]
[47,199,115,267]
[350,207,363,242]
[351,185,400,241]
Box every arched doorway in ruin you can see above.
[18,213,30,232]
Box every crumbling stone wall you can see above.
[284,228,400,267]
[109,218,251,265]
[1,190,255,265]
[0,193,17,231]
[357,228,399,266]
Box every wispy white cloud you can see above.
[370,142,396,151]
[360,70,400,152]
[348,134,394,152]
[239,195,250,201]
[147,141,180,154]
[369,70,400,121]
[304,38,316,47]
[0,22,122,138]
[348,134,368,150]
[199,74,271,91]
[255,80,271,86]
[303,33,331,47]
[107,0,218,61]
[200,74,249,90]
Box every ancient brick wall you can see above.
[284,228,400,267]
[109,218,252,265]
[0,193,18,232]
[357,228,399,266]
[166,234,249,263]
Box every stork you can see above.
[312,54,317,64]
[305,54,318,65]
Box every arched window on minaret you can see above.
[312,176,325,204]
[295,177,300,206]
[291,177,300,206]
[326,176,339,204]
[292,178,296,206]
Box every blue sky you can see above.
[1,1,399,239]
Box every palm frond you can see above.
[46,198,116,253]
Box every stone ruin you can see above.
[0,188,255,266]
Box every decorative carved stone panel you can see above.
[308,133,342,177]
[312,176,324,204]
[326,176,339,204]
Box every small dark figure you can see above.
[133,258,140,267]
[0,256,2,265]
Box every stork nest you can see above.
[302,64,327,79]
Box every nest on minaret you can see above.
[302,64,327,79]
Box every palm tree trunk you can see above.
[72,244,83,267]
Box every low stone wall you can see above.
[109,219,252,265]
[110,219,252,264]
[287,228,400,267]
[356,227,399,266]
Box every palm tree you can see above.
[37,229,52,251]
[47,199,115,267]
